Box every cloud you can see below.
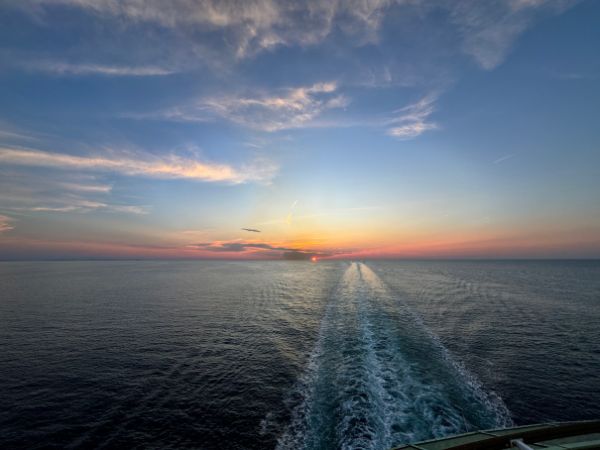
[4,0,577,94]
[0,215,14,234]
[24,201,148,215]
[58,182,112,193]
[286,199,299,225]
[386,94,438,139]
[166,82,348,131]
[18,0,392,58]
[0,126,40,142]
[21,61,175,77]
[190,240,329,259]
[509,0,562,11]
[0,147,277,184]
[191,241,299,253]
[150,84,439,138]
[282,251,314,260]
[448,0,576,70]
[551,71,596,81]
[493,153,515,164]
[3,1,579,145]
[0,170,148,215]
[13,0,574,69]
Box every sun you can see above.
[311,256,318,262]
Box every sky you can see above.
[0,0,599,260]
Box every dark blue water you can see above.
[1,260,599,449]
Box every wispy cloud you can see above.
[23,200,148,215]
[21,61,175,77]
[0,174,146,215]
[58,182,112,193]
[165,82,348,131]
[6,0,575,84]
[493,153,515,164]
[551,71,597,81]
[386,94,438,139]
[286,199,299,225]
[0,128,38,142]
[509,0,563,12]
[147,85,438,138]
[449,0,576,70]
[0,147,277,184]
[16,0,391,58]
[0,215,14,234]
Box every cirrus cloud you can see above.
[0,147,277,184]
[386,94,438,139]
[163,82,348,132]
[0,171,147,216]
[9,0,576,71]
[15,0,392,58]
[19,60,176,77]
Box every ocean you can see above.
[1,260,599,449]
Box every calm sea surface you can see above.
[1,260,599,449]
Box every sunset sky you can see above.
[1,0,599,259]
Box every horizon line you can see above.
[1,257,599,262]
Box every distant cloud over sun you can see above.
[0,215,14,234]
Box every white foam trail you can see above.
[358,263,513,428]
[275,262,511,450]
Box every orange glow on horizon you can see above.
[3,219,600,260]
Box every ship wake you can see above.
[275,262,511,450]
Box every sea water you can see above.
[1,260,599,449]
